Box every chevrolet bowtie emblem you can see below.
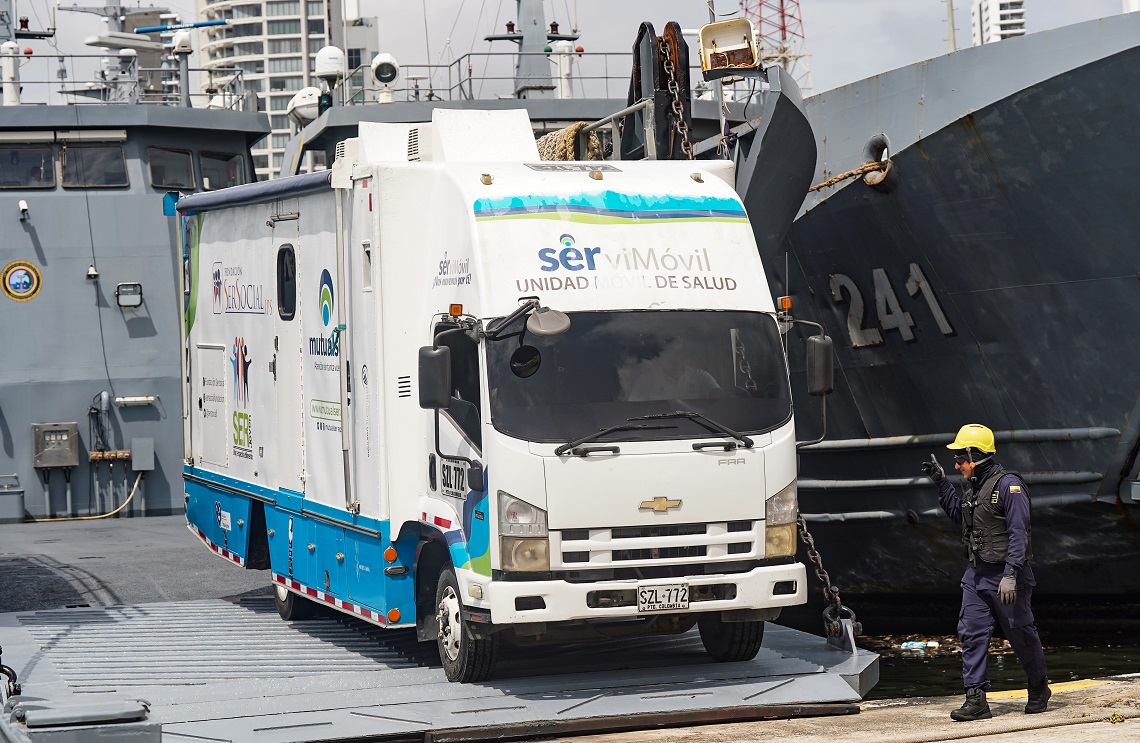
[640,496,682,513]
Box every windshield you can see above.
[486,310,791,443]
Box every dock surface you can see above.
[541,676,1140,742]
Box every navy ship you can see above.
[773,12,1140,596]
[0,0,269,522]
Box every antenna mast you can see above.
[740,0,813,94]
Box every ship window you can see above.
[277,244,296,320]
[0,146,55,189]
[147,147,194,189]
[61,146,128,188]
[200,152,248,191]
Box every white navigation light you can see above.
[286,86,321,125]
[371,52,399,84]
[171,30,192,55]
[314,45,345,85]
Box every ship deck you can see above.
[0,516,875,741]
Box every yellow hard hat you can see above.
[947,424,996,453]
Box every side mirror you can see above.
[418,346,451,409]
[467,460,485,492]
[806,334,834,396]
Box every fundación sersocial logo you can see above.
[212,261,269,315]
[309,269,339,357]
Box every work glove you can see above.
[921,454,945,483]
[998,575,1017,605]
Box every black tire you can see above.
[435,567,497,682]
[274,582,318,620]
[698,613,765,662]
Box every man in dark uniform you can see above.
[921,423,1050,721]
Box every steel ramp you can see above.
[1,597,877,742]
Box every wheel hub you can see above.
[437,585,462,662]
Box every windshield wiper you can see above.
[627,411,754,449]
[554,424,677,456]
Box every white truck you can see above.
[175,109,832,682]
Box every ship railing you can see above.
[138,66,253,111]
[3,53,252,110]
[578,98,657,160]
[338,51,636,104]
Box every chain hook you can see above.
[797,514,863,639]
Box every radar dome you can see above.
[313,46,344,83]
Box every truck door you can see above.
[273,232,304,495]
[433,324,482,514]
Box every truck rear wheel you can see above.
[435,567,497,682]
[698,613,765,662]
[274,583,318,621]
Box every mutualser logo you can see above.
[309,269,340,358]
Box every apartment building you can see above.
[971,0,1026,46]
[197,0,377,178]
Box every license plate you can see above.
[637,583,689,613]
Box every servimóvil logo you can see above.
[319,269,334,327]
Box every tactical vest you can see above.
[961,467,1033,564]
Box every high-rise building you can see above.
[1127,0,1140,14]
[971,0,1026,46]
[197,0,377,179]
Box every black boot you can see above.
[950,686,992,721]
[1025,676,1051,714]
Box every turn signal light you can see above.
[387,608,401,623]
[778,295,792,311]
[449,303,463,317]
[383,546,398,562]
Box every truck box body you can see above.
[177,109,808,678]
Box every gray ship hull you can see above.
[0,107,268,522]
[769,15,1140,595]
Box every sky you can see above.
[12,0,1130,96]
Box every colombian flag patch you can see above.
[1010,485,1022,493]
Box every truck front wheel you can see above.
[698,613,765,662]
[274,583,318,620]
[435,567,497,682]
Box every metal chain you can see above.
[732,331,758,392]
[808,161,886,192]
[658,38,694,160]
[796,514,862,637]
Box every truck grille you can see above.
[554,521,758,568]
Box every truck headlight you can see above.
[498,491,549,571]
[765,522,797,558]
[498,490,547,537]
[501,536,550,571]
[765,480,797,525]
